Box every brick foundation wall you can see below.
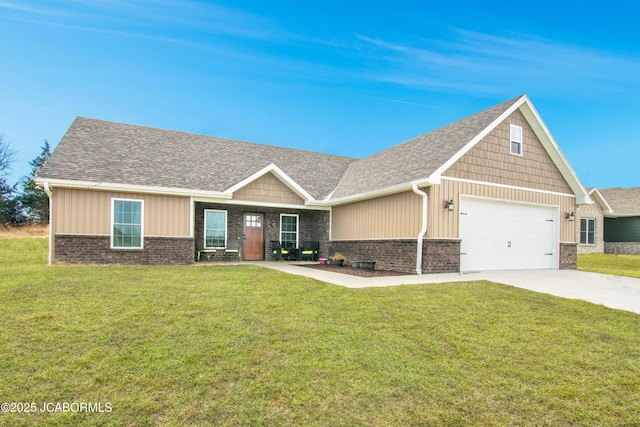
[54,234,194,265]
[559,242,577,270]
[605,242,640,255]
[422,239,461,273]
[328,238,461,274]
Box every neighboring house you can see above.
[36,94,591,273]
[599,187,640,255]
[576,187,612,254]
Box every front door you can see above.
[243,213,264,261]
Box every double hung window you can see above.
[111,198,144,249]
[280,214,299,248]
[580,218,595,245]
[510,124,523,155]
[205,210,227,248]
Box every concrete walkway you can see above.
[256,262,640,315]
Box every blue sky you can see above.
[1,0,639,189]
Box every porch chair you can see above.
[300,241,320,261]
[271,240,289,261]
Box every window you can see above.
[204,210,227,248]
[280,214,299,248]
[245,214,262,227]
[111,198,143,249]
[580,218,596,245]
[510,124,523,155]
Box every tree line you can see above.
[0,133,51,225]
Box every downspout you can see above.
[412,184,428,275]
[43,182,53,265]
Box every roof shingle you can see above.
[330,96,522,198]
[39,118,356,200]
[599,187,640,215]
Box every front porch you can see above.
[193,202,330,262]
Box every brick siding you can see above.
[559,242,577,270]
[422,239,461,273]
[54,234,194,265]
[605,242,640,255]
[328,238,460,274]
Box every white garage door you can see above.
[459,197,558,272]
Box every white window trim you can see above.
[111,198,144,249]
[280,214,299,248]
[580,218,596,245]
[510,124,523,156]
[204,209,227,249]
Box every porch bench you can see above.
[196,249,217,262]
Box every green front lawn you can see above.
[1,238,640,426]
[578,253,640,278]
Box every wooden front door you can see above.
[243,213,264,261]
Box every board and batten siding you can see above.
[429,179,576,242]
[331,181,576,243]
[331,191,423,240]
[51,188,191,237]
[232,172,304,206]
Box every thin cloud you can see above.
[354,28,640,96]
[365,96,452,110]
[0,0,290,41]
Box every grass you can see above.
[1,238,639,426]
[578,253,640,278]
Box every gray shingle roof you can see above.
[38,118,356,200]
[599,187,640,215]
[39,95,527,202]
[330,96,522,198]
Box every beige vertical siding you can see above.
[444,109,573,194]
[429,179,576,242]
[331,191,423,240]
[233,173,304,205]
[52,188,191,237]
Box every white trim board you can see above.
[442,176,576,198]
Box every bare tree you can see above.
[0,133,16,175]
[0,133,24,224]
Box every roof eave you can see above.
[35,177,233,199]
[311,177,437,207]
[604,213,640,218]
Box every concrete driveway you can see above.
[258,263,640,315]
[471,270,640,315]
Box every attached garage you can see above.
[459,197,559,272]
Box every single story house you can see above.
[599,187,640,254]
[36,94,591,274]
[576,187,612,254]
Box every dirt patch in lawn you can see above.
[300,263,411,277]
[0,224,49,238]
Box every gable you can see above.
[443,109,573,194]
[232,172,304,205]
